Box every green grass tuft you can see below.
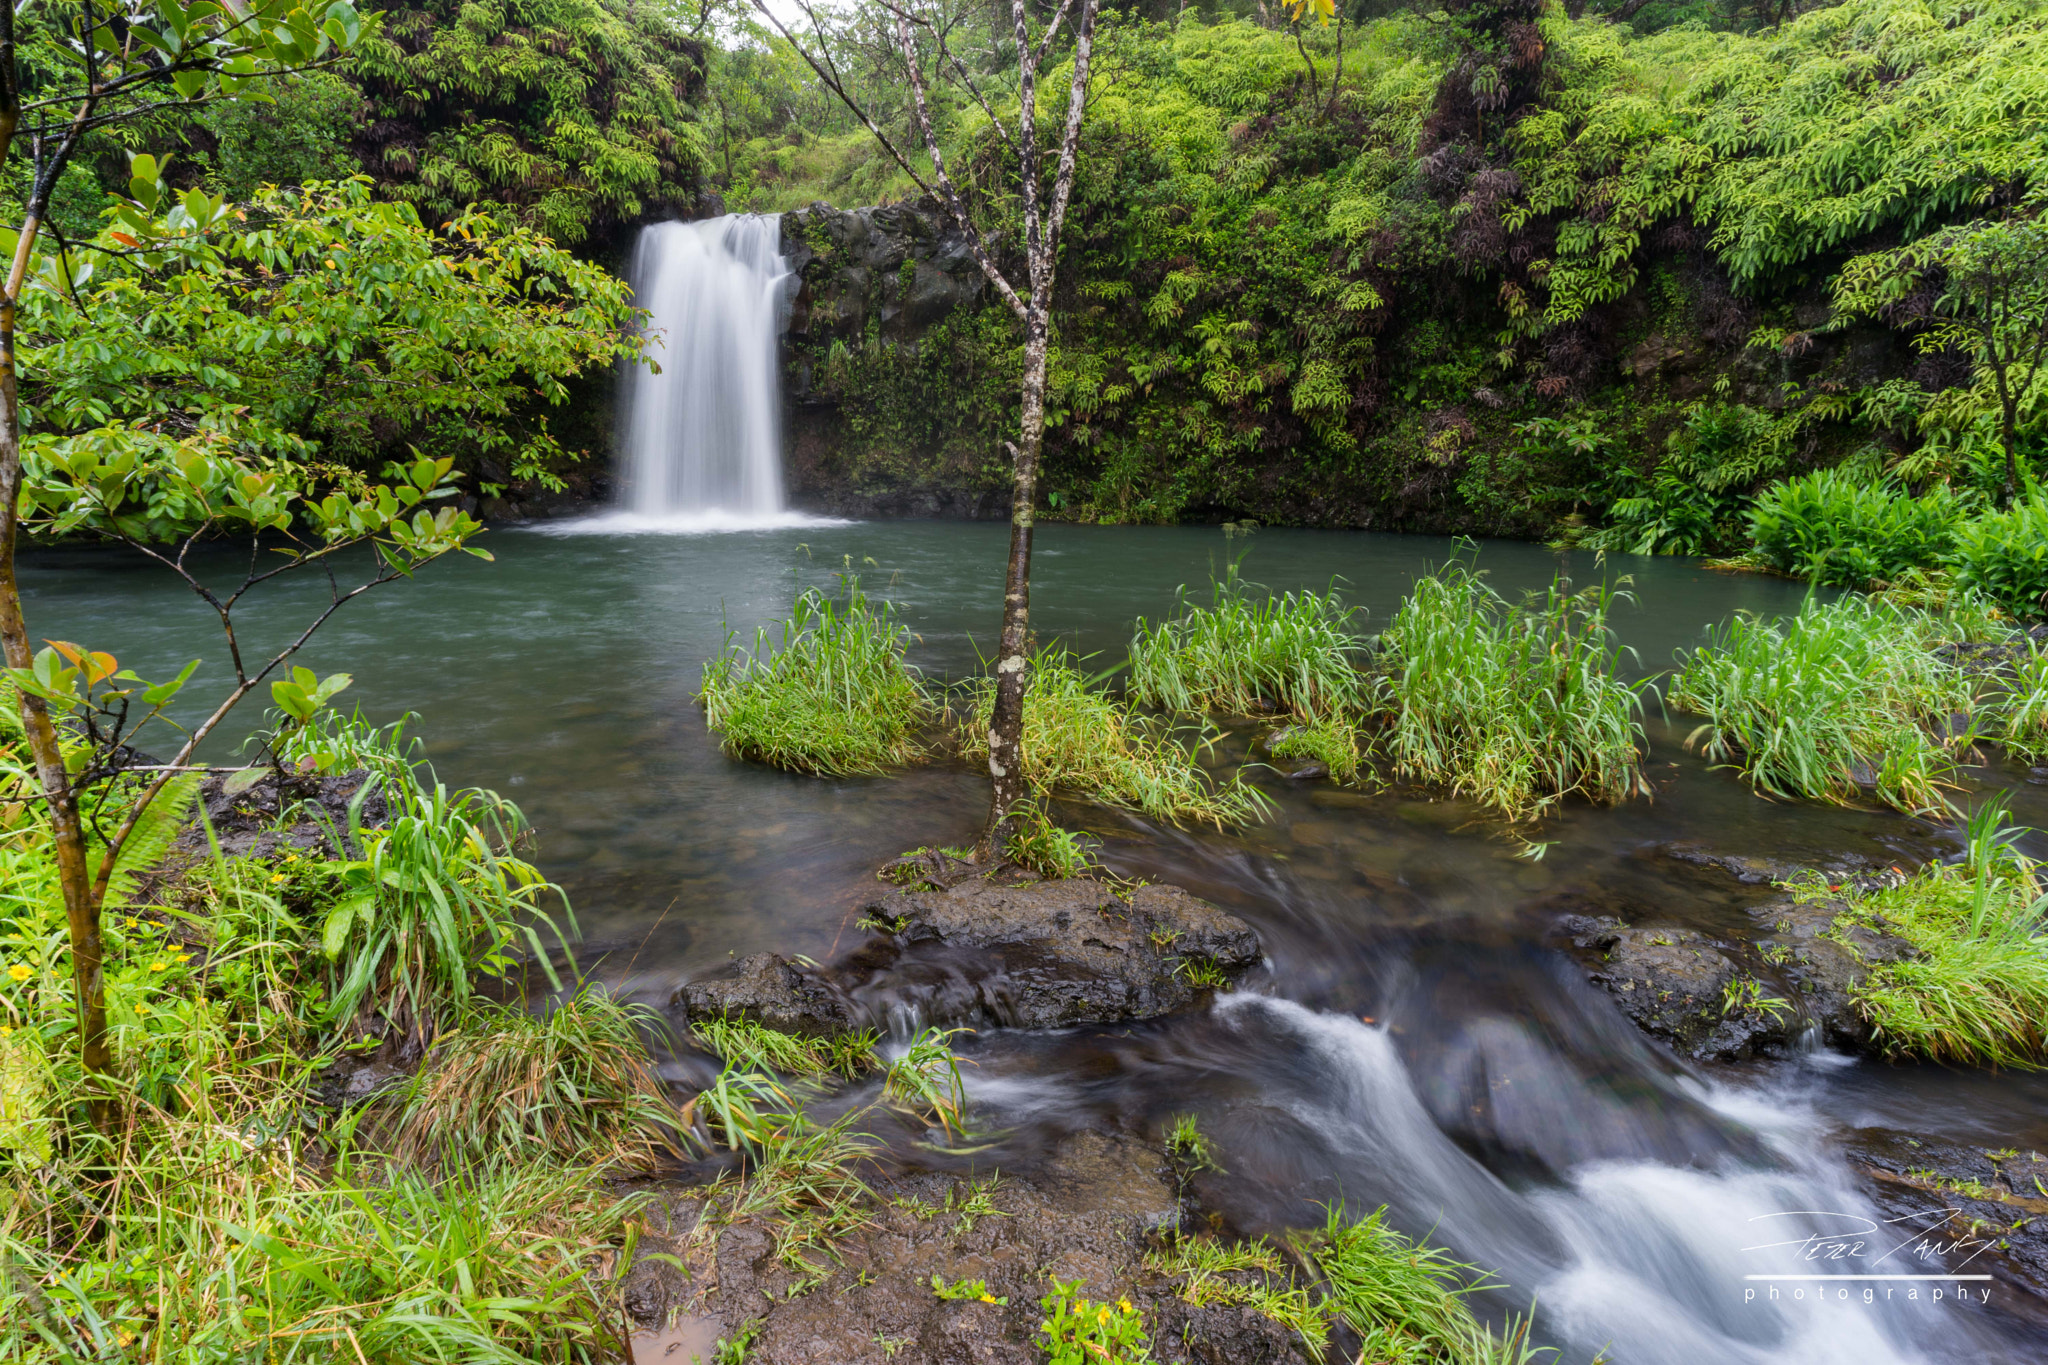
[1670,593,1985,812]
[700,576,933,776]
[1828,798,2048,1068]
[1130,564,1367,720]
[391,988,687,1171]
[959,650,1270,829]
[1267,715,1365,784]
[1372,565,1650,821]
[1992,642,2048,763]
[1304,1202,1547,1365]
[692,1014,879,1079]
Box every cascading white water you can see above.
[567,215,832,533]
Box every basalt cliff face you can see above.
[779,202,1014,521]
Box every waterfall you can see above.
[571,215,832,533]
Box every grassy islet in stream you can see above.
[1671,593,1997,812]
[1129,562,1368,720]
[699,575,932,777]
[1371,565,1651,822]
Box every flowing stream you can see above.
[25,524,2048,1363]
[601,215,816,531]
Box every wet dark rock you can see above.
[171,767,388,861]
[650,1129,1316,1365]
[1556,854,1918,1062]
[781,201,989,350]
[1844,1127,2048,1317]
[1283,761,1329,781]
[849,877,1264,1031]
[672,952,860,1038]
[1557,914,1763,1060]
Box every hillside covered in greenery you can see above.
[751,0,2048,572]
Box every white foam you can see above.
[530,508,850,536]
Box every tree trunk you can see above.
[982,307,1049,856]
[1998,380,2022,506]
[0,250,112,1105]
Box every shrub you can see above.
[1670,595,1979,811]
[1748,469,1966,588]
[958,651,1269,829]
[1372,567,1650,821]
[1129,565,1367,719]
[699,577,933,776]
[1949,493,2048,619]
[1829,799,2048,1068]
[391,989,686,1171]
[321,773,569,1050]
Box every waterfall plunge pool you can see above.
[24,520,2048,1363]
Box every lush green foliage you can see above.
[1949,493,2048,618]
[1670,594,1984,810]
[958,652,1270,829]
[766,0,2048,539]
[1826,800,2048,1067]
[320,771,568,1049]
[347,0,711,244]
[1748,469,1966,588]
[20,179,636,486]
[0,707,674,1360]
[699,578,933,776]
[1373,566,1651,820]
[202,71,365,200]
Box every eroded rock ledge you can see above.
[673,874,1264,1037]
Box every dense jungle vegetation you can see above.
[9,0,2043,573]
[751,0,2048,570]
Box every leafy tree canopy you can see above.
[21,177,641,518]
[349,0,715,244]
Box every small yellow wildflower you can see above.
[136,1005,150,1016]
[270,873,288,884]
[0,1026,12,1037]
[6,962,31,983]
[149,961,168,972]
[123,917,139,928]
[1118,1299,1133,1314]
[979,1293,997,1304]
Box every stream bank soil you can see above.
[624,1130,1312,1365]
